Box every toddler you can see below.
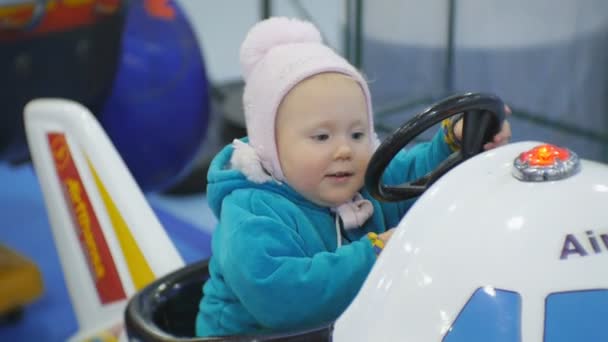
[196,17,510,337]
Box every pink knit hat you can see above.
[236,17,376,182]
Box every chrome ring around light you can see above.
[512,148,580,182]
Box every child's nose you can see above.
[334,140,353,160]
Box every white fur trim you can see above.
[230,139,273,184]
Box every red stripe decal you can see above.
[49,133,126,304]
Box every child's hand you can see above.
[379,228,395,245]
[453,105,512,150]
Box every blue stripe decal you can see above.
[443,287,521,342]
[544,289,608,342]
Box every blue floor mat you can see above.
[0,163,212,341]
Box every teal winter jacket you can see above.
[196,130,453,337]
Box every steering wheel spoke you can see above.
[366,93,505,202]
[461,110,500,158]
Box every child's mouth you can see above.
[327,171,353,181]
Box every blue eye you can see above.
[352,132,365,140]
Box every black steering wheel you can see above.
[365,92,506,202]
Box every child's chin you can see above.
[323,195,357,207]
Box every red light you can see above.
[518,144,571,167]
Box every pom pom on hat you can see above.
[240,17,323,80]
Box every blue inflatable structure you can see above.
[101,0,211,192]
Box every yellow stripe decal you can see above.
[87,159,155,290]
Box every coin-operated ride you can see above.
[334,93,608,341]
[1,0,211,192]
[0,0,124,163]
[119,92,608,341]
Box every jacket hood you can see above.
[206,140,317,218]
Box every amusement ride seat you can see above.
[124,259,333,342]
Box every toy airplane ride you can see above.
[24,99,184,341]
[334,94,608,341]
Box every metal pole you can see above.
[445,0,456,94]
[345,0,363,69]
[261,0,271,19]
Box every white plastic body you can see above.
[24,98,185,341]
[334,141,608,341]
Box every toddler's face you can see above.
[276,73,373,207]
